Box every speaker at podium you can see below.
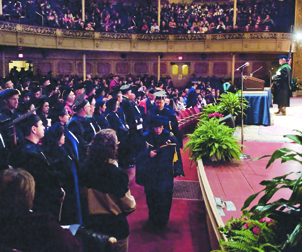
[243,76,265,91]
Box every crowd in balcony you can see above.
[1,0,294,33]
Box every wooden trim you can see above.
[197,159,227,250]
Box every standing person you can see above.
[42,122,82,225]
[93,100,110,129]
[67,95,96,163]
[0,89,20,154]
[272,55,292,116]
[186,82,198,108]
[11,114,64,219]
[136,115,184,229]
[147,91,183,148]
[82,129,136,252]
[105,98,131,169]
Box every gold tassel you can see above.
[173,147,178,163]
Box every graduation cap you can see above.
[120,84,131,94]
[151,115,167,127]
[72,93,88,112]
[154,90,167,101]
[106,98,118,112]
[85,81,97,95]
[61,86,73,101]
[148,89,155,94]
[49,101,67,123]
[0,89,20,100]
[278,55,289,61]
[73,82,85,91]
[31,85,41,94]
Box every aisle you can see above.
[127,143,211,252]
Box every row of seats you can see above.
[177,106,202,135]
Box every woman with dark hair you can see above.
[105,98,131,169]
[93,100,110,129]
[0,168,81,252]
[42,122,81,225]
[82,129,136,252]
[35,97,51,130]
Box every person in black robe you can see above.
[136,115,184,229]
[147,91,183,148]
[10,114,64,219]
[272,55,292,116]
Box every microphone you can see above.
[236,62,249,71]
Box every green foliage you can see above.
[199,103,223,123]
[291,78,301,92]
[241,130,302,251]
[213,212,280,252]
[218,91,249,117]
[184,118,242,162]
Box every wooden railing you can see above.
[0,21,293,53]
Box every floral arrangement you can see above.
[213,211,280,252]
[208,112,223,120]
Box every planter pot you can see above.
[210,154,218,162]
[292,91,297,97]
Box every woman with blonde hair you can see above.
[0,168,81,252]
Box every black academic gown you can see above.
[147,107,183,148]
[10,139,63,219]
[272,63,291,107]
[136,129,184,227]
[67,115,96,163]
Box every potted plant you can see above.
[184,118,242,162]
[215,130,302,251]
[218,91,249,118]
[291,78,301,97]
[214,211,280,252]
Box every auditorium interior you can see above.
[0,0,302,251]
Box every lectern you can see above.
[243,76,265,91]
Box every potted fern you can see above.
[218,91,249,117]
[214,211,280,252]
[184,118,242,162]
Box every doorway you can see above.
[170,62,190,89]
[9,60,33,73]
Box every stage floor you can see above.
[205,96,302,223]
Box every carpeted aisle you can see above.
[127,143,211,252]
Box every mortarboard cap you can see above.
[106,98,118,112]
[31,86,41,94]
[73,82,85,91]
[72,93,88,112]
[85,81,97,95]
[151,115,167,127]
[278,55,289,61]
[0,89,20,100]
[49,101,67,123]
[154,90,167,100]
[120,84,131,94]
[148,89,155,94]
[61,86,73,101]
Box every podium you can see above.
[243,76,265,91]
